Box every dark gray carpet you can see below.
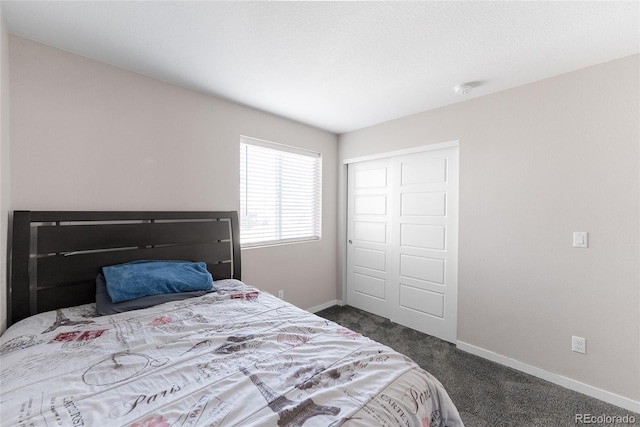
[316,305,639,427]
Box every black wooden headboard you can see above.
[9,211,241,326]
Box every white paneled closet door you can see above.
[346,158,393,319]
[347,145,458,343]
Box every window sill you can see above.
[240,237,321,250]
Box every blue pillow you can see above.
[103,260,214,303]
[95,273,214,315]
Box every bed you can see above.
[1,211,464,427]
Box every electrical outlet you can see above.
[277,289,284,299]
[572,336,586,354]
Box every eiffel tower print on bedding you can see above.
[1,279,465,427]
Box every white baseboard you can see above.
[306,299,343,313]
[457,341,640,414]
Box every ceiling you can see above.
[1,1,639,134]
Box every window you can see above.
[239,136,321,247]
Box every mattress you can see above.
[0,279,464,427]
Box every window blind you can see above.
[240,137,322,247]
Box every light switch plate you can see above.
[573,232,588,248]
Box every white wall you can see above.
[0,9,11,334]
[339,55,640,405]
[7,36,339,327]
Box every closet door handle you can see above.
[348,240,353,244]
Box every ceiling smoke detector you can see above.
[454,84,473,95]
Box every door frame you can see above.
[341,140,459,332]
